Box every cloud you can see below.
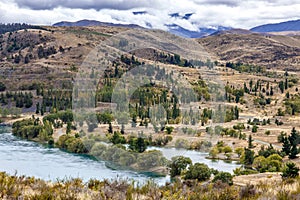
[0,0,299,30]
[13,0,163,10]
[193,0,241,7]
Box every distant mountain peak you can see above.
[251,19,300,32]
[53,19,231,38]
[211,28,253,36]
[169,12,194,20]
[166,24,232,38]
[53,19,142,29]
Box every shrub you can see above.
[175,139,189,149]
[223,146,233,153]
[184,163,211,181]
[0,82,6,91]
[282,162,299,179]
[213,172,233,185]
[56,135,88,153]
[168,156,192,177]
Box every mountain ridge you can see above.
[53,19,232,38]
[53,19,143,29]
[251,19,300,32]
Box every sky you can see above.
[0,0,300,30]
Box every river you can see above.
[0,129,240,185]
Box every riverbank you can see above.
[1,112,39,126]
[1,170,300,200]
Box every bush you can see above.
[128,136,148,153]
[168,156,192,177]
[56,135,88,153]
[223,146,233,153]
[209,147,219,159]
[252,125,258,133]
[265,130,271,135]
[110,131,126,145]
[213,172,233,185]
[282,162,299,179]
[175,139,189,149]
[184,163,211,181]
[0,82,6,91]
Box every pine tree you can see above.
[289,127,299,146]
[36,102,40,114]
[270,86,274,96]
[288,127,299,159]
[234,106,239,119]
[66,121,71,134]
[121,124,125,134]
[248,134,254,148]
[289,144,298,159]
[108,122,113,134]
[243,148,254,165]
[279,81,285,93]
[282,136,291,156]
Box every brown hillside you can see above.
[0,26,126,90]
[198,33,300,70]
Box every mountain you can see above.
[210,28,253,36]
[53,19,142,29]
[164,24,231,38]
[53,19,231,38]
[251,19,300,32]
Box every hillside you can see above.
[0,26,126,90]
[198,32,300,70]
[53,19,142,29]
[251,19,300,33]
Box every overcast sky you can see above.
[0,0,300,30]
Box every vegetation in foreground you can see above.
[1,170,300,200]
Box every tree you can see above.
[184,163,212,181]
[282,162,299,179]
[14,55,21,63]
[0,82,6,91]
[248,134,254,148]
[235,147,244,157]
[209,147,219,159]
[165,126,174,134]
[278,132,287,143]
[108,122,113,134]
[97,112,113,124]
[279,81,285,93]
[223,146,233,153]
[242,148,254,165]
[120,124,125,134]
[213,172,233,185]
[287,127,299,159]
[24,54,30,64]
[36,102,40,114]
[282,136,291,156]
[253,156,268,172]
[289,144,298,159]
[110,131,126,145]
[285,78,288,90]
[66,121,72,134]
[169,156,192,177]
[129,137,148,153]
[251,125,258,133]
[234,106,239,119]
[289,127,299,146]
[270,86,274,96]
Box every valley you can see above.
[1,23,300,199]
